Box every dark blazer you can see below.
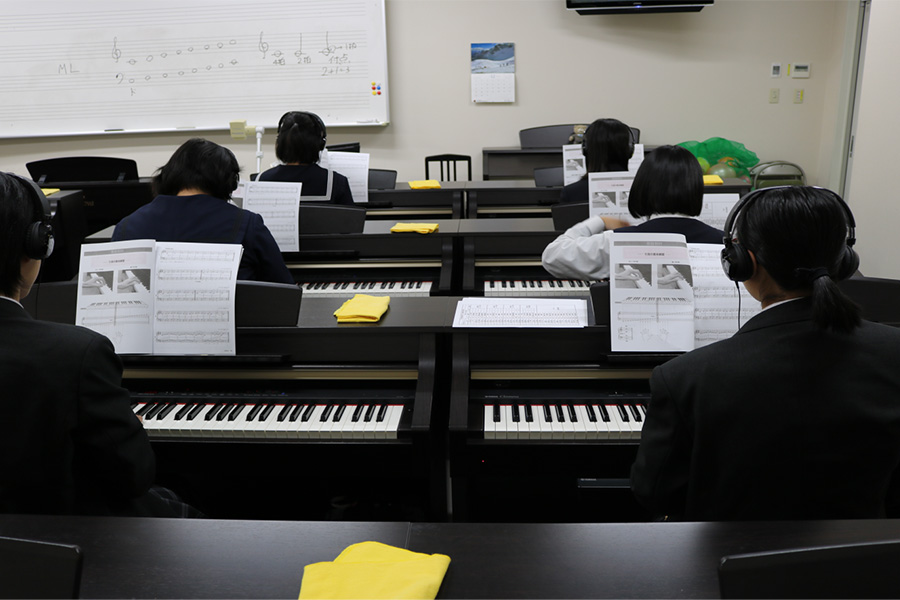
[616,217,724,244]
[0,299,155,515]
[559,178,588,204]
[257,164,354,205]
[631,297,900,521]
[112,194,294,285]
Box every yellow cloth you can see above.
[333,294,390,323]
[407,180,441,189]
[40,188,61,195]
[390,222,439,234]
[299,541,451,600]
[703,174,724,185]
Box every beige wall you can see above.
[0,0,857,188]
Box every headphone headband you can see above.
[721,185,858,282]
[277,111,327,151]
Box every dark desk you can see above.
[3,515,900,599]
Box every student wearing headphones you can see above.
[543,144,723,281]
[631,185,900,521]
[112,138,294,285]
[0,172,197,516]
[256,111,354,205]
[559,118,635,204]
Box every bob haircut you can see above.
[0,173,44,297]
[628,145,704,219]
[153,138,240,200]
[583,118,634,174]
[275,111,326,165]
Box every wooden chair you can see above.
[425,154,471,181]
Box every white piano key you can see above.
[573,405,589,439]
[503,405,519,440]
[374,405,392,439]
[522,405,543,440]
[604,404,626,440]
[334,404,358,439]
[300,405,326,439]
[385,405,404,439]
[484,405,497,439]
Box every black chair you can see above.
[750,160,806,190]
[368,168,398,190]
[26,157,139,184]
[550,201,589,230]
[298,203,366,234]
[425,154,471,181]
[325,141,361,153]
[534,166,564,187]
[0,535,82,599]
[838,275,900,326]
[718,539,900,599]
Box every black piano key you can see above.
[156,402,178,420]
[341,282,350,289]
[259,404,275,421]
[537,280,543,288]
[555,404,565,422]
[136,402,156,417]
[543,405,553,423]
[617,404,630,422]
[585,404,597,423]
[247,404,264,421]
[351,404,364,423]
[353,282,361,289]
[364,404,377,422]
[376,404,388,422]
[320,404,334,422]
[277,404,293,422]
[528,280,535,288]
[145,403,167,420]
[511,404,520,423]
[502,280,508,288]
[174,403,194,421]
[333,404,346,422]
[380,282,388,289]
[401,281,408,289]
[216,404,235,421]
[597,404,610,422]
[640,404,648,416]
[549,280,557,288]
[187,404,205,421]
[368,282,376,289]
[492,404,501,423]
[289,404,305,422]
[567,404,577,423]
[388,282,396,289]
[416,281,422,289]
[301,404,316,422]
[628,404,642,422]
[524,404,534,423]
[204,404,223,421]
[228,404,246,421]
[489,281,495,288]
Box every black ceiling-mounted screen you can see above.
[566,0,713,14]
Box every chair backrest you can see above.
[424,154,472,181]
[551,201,589,230]
[838,275,900,325]
[534,166,564,187]
[750,161,806,189]
[0,535,82,599]
[718,539,900,599]
[519,124,641,149]
[298,203,366,234]
[26,157,139,184]
[368,168,398,190]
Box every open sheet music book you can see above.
[77,240,243,355]
[608,233,761,353]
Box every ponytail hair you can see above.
[735,186,861,333]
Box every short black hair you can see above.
[275,111,327,164]
[735,186,860,332]
[153,138,240,200]
[583,118,634,174]
[628,145,704,219]
[0,172,44,297]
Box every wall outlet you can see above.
[769,88,780,103]
[794,89,804,104]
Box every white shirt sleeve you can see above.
[541,216,614,281]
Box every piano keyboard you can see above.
[302,280,432,298]
[483,402,645,440]
[133,400,407,440]
[484,279,590,297]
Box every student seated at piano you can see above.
[559,118,635,204]
[631,185,900,521]
[542,145,723,281]
[0,172,199,517]
[112,138,294,285]
[256,111,354,205]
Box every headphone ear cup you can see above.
[24,221,54,260]
[835,246,860,280]
[721,242,754,282]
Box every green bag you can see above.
[678,137,759,179]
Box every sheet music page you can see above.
[152,242,241,356]
[242,181,301,252]
[588,171,638,222]
[321,151,370,204]
[77,239,156,354]
[562,144,586,185]
[689,243,762,348]
[699,192,740,231]
[77,241,242,355]
[628,143,645,173]
[453,297,588,328]
[609,233,695,353]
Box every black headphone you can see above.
[277,111,327,151]
[9,174,54,260]
[721,186,858,283]
[582,121,636,158]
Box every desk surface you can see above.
[3,515,899,599]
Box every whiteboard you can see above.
[0,0,389,138]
